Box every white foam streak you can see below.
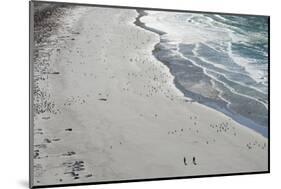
[176,43,268,109]
[141,11,230,44]
[194,43,267,95]
[227,40,268,85]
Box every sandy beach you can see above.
[31,5,268,186]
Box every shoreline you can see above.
[133,10,268,137]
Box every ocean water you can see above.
[140,11,269,137]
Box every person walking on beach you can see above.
[192,156,197,165]
[184,157,187,166]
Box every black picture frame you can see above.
[29,1,270,188]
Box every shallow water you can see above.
[140,11,269,137]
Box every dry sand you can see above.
[32,6,268,186]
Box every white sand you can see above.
[33,7,268,186]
